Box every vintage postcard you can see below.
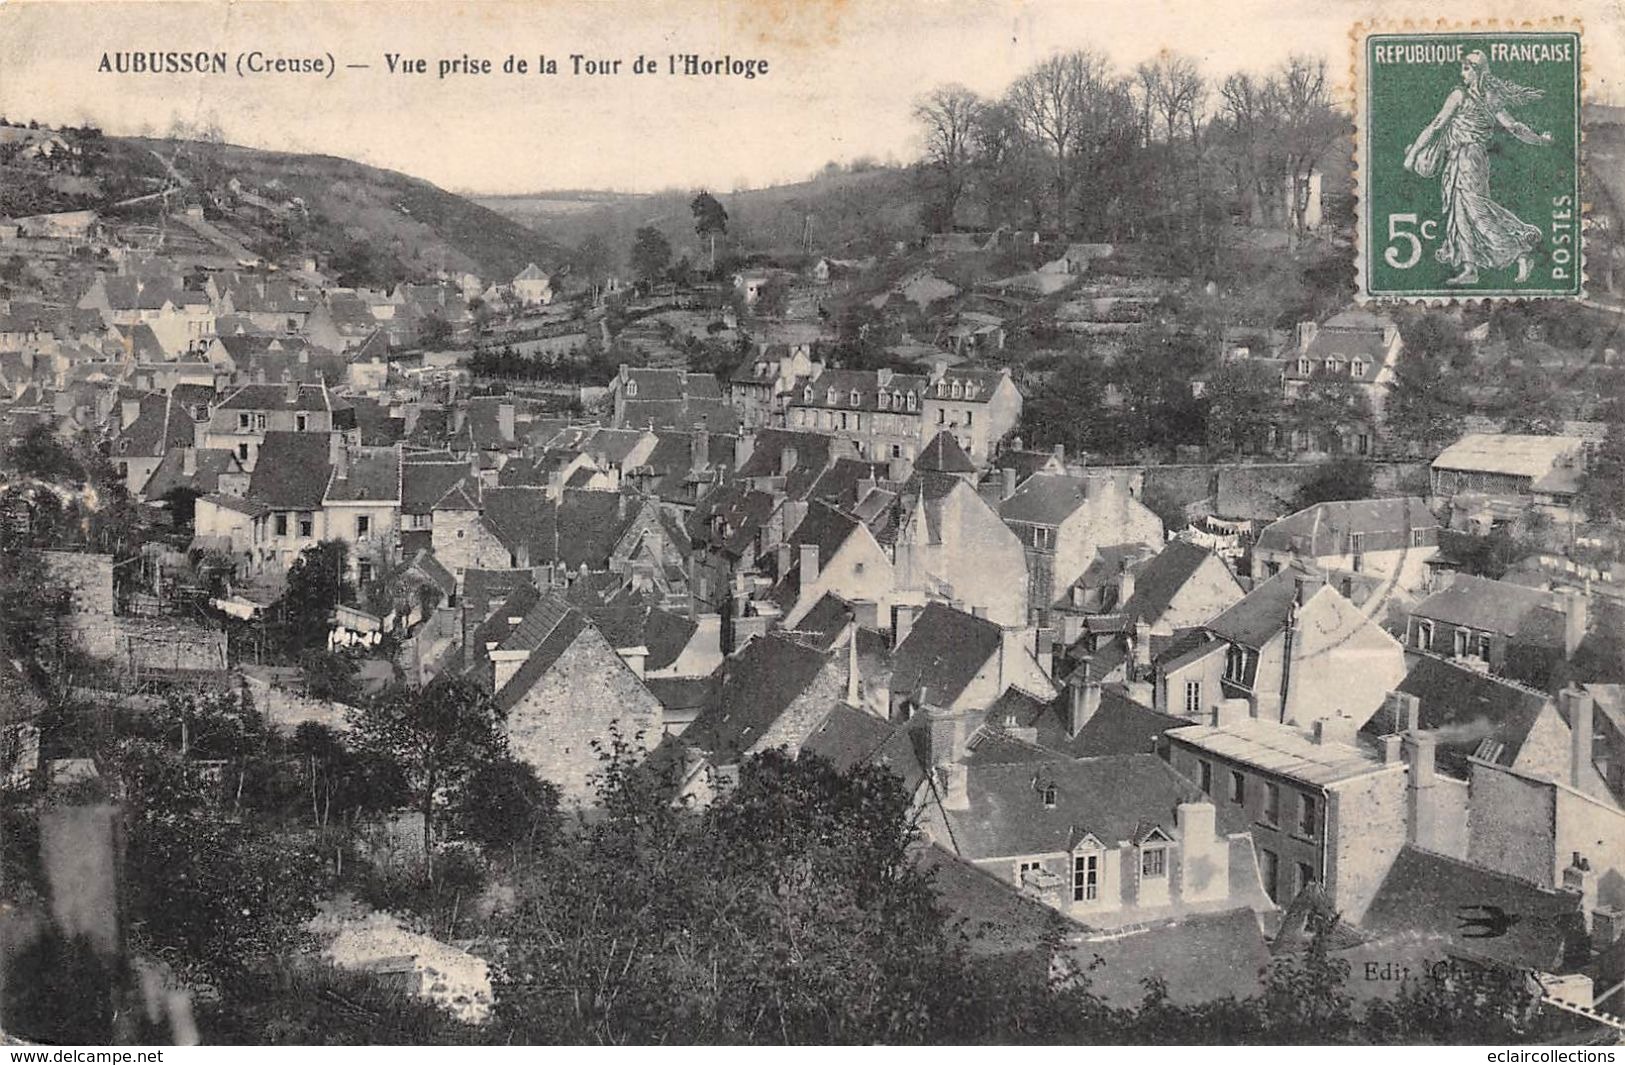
[0,0,1623,1051]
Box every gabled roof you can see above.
[1432,434,1585,479]
[671,634,838,766]
[115,392,193,458]
[482,488,645,570]
[941,753,1203,861]
[585,604,696,672]
[1064,906,1270,1008]
[999,473,1087,527]
[1203,561,1319,649]
[916,430,977,474]
[992,684,1196,760]
[1411,575,1562,637]
[1254,497,1436,557]
[403,548,457,599]
[245,432,331,510]
[324,447,401,504]
[401,459,475,514]
[1362,845,1588,972]
[217,382,329,412]
[888,604,1003,707]
[805,458,890,509]
[1382,655,1552,775]
[492,593,594,712]
[141,446,242,499]
[1118,541,1230,626]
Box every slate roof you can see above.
[805,458,890,509]
[1362,845,1589,972]
[993,684,1196,760]
[1118,541,1228,626]
[785,368,930,413]
[141,447,242,499]
[801,705,929,794]
[914,843,1071,960]
[585,604,696,671]
[1411,575,1562,637]
[1254,498,1437,557]
[736,430,840,493]
[670,634,836,766]
[1066,907,1271,1007]
[481,488,643,570]
[245,432,332,510]
[1203,561,1319,649]
[217,382,329,412]
[324,447,401,503]
[687,485,777,559]
[403,548,457,599]
[1380,655,1552,775]
[915,430,977,474]
[889,604,1004,707]
[492,594,594,712]
[401,459,474,514]
[115,392,193,458]
[461,568,536,626]
[940,753,1203,861]
[999,473,1088,527]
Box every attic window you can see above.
[850,389,860,406]
[1140,846,1167,879]
[626,380,638,397]
[906,393,917,412]
[804,386,814,402]
[1351,358,1367,377]
[1297,358,1311,375]
[879,392,890,410]
[1324,358,1338,373]
[1042,784,1057,808]
[827,387,838,404]
[951,380,962,399]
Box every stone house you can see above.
[1251,497,1440,600]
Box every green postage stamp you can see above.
[1356,24,1582,300]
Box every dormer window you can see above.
[1140,846,1167,879]
[804,386,814,402]
[936,381,947,398]
[878,391,890,410]
[1223,644,1251,686]
[1324,358,1338,373]
[1351,358,1367,377]
[1297,358,1311,375]
[626,380,637,397]
[827,386,838,404]
[850,389,861,406]
[906,392,917,411]
[1042,784,1057,808]
[951,380,962,399]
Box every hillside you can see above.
[477,165,926,272]
[1,126,564,284]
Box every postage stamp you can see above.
[1355,24,1582,301]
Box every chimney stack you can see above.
[780,445,798,477]
[1052,442,1065,464]
[1117,557,1137,611]
[1383,690,1421,734]
[1035,627,1056,678]
[1068,678,1102,737]
[1212,697,1251,728]
[1404,728,1441,850]
[1560,588,1589,660]
[1001,466,1017,500]
[892,604,919,650]
[845,622,862,707]
[925,703,964,768]
[181,446,197,477]
[1561,687,1594,791]
[734,430,756,470]
[798,543,820,597]
[691,428,710,472]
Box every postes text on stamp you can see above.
[1357,26,1581,300]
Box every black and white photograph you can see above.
[0,0,1623,1048]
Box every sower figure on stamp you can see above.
[1403,50,1553,285]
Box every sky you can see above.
[1,0,1621,195]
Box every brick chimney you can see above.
[925,703,964,768]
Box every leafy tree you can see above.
[419,312,453,348]
[690,190,728,273]
[5,424,84,482]
[299,647,360,704]
[1384,351,1467,455]
[572,232,614,291]
[1204,360,1282,457]
[348,675,508,862]
[453,755,560,853]
[115,739,327,983]
[1581,417,1625,522]
[288,722,409,831]
[1295,458,1376,509]
[629,226,672,285]
[275,540,351,657]
[495,746,984,1043]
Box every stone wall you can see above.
[42,550,116,659]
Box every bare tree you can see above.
[1274,55,1343,237]
[912,85,984,229]
[1006,49,1114,233]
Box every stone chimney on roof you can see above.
[1561,687,1594,791]
[691,428,710,472]
[780,445,798,476]
[1067,677,1102,737]
[284,381,299,406]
